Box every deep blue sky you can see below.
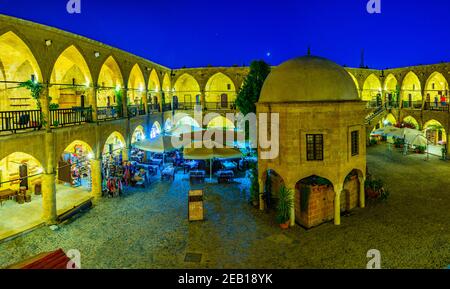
[1,0,449,69]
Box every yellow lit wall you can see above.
[50,46,92,109]
[162,73,171,104]
[0,152,43,191]
[401,72,422,102]
[362,74,382,102]
[148,69,161,104]
[425,72,449,101]
[205,73,236,103]
[174,73,200,104]
[127,64,145,105]
[0,32,42,111]
[97,57,123,107]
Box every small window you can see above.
[306,134,324,161]
[227,84,231,90]
[351,130,359,156]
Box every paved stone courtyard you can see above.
[0,145,449,269]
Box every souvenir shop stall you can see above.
[58,144,91,189]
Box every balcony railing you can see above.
[162,103,172,112]
[147,103,160,113]
[174,102,199,110]
[97,106,121,120]
[204,102,236,111]
[127,105,146,117]
[0,109,42,133]
[402,101,423,110]
[50,107,93,127]
[423,102,449,112]
[366,101,382,108]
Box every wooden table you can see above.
[161,166,175,181]
[188,190,204,221]
[0,189,17,206]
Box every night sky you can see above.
[1,0,449,69]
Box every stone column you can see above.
[289,187,295,227]
[121,87,128,118]
[359,176,366,208]
[91,159,102,202]
[200,89,206,110]
[259,179,265,211]
[90,87,98,122]
[42,173,57,224]
[142,90,149,114]
[39,84,51,131]
[42,130,57,223]
[334,186,343,225]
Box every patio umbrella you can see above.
[167,124,203,137]
[371,126,402,137]
[133,135,177,153]
[183,140,242,179]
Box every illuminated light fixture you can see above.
[87,153,94,160]
[94,51,101,58]
[139,86,144,93]
[115,84,121,92]
[45,39,52,46]
[85,81,90,87]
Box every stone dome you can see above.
[259,55,359,103]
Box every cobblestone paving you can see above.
[0,145,449,269]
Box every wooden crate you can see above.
[188,190,204,221]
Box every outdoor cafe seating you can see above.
[216,170,235,184]
[189,170,206,184]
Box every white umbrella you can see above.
[409,134,428,147]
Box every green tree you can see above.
[236,60,271,115]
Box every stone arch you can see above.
[383,113,397,126]
[127,64,146,105]
[424,71,449,104]
[401,71,422,106]
[0,31,43,110]
[402,115,421,130]
[173,73,201,104]
[162,73,172,104]
[0,152,44,190]
[97,56,124,107]
[148,69,161,105]
[174,115,201,128]
[102,131,127,157]
[205,72,237,105]
[294,175,335,228]
[150,121,162,139]
[131,125,145,144]
[347,72,361,97]
[50,45,93,109]
[384,73,398,92]
[362,73,382,102]
[423,119,447,145]
[261,169,286,209]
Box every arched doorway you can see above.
[50,46,92,110]
[151,121,162,139]
[174,73,200,109]
[58,141,93,190]
[262,169,285,210]
[423,120,447,156]
[205,73,236,110]
[0,32,42,112]
[424,72,449,111]
[342,169,362,212]
[148,69,161,111]
[384,74,398,107]
[401,72,422,109]
[362,74,382,106]
[295,175,334,228]
[97,56,123,119]
[402,116,420,130]
[0,152,45,237]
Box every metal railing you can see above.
[147,103,160,113]
[174,102,198,110]
[162,103,172,112]
[50,107,93,127]
[127,105,145,117]
[204,102,236,111]
[402,101,423,110]
[97,106,121,120]
[423,102,450,112]
[0,109,42,133]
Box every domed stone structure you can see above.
[257,55,367,228]
[259,56,360,103]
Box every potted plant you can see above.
[248,165,259,207]
[415,145,426,154]
[276,186,293,229]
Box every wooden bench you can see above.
[7,249,73,269]
[0,189,17,206]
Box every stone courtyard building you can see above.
[257,56,367,227]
